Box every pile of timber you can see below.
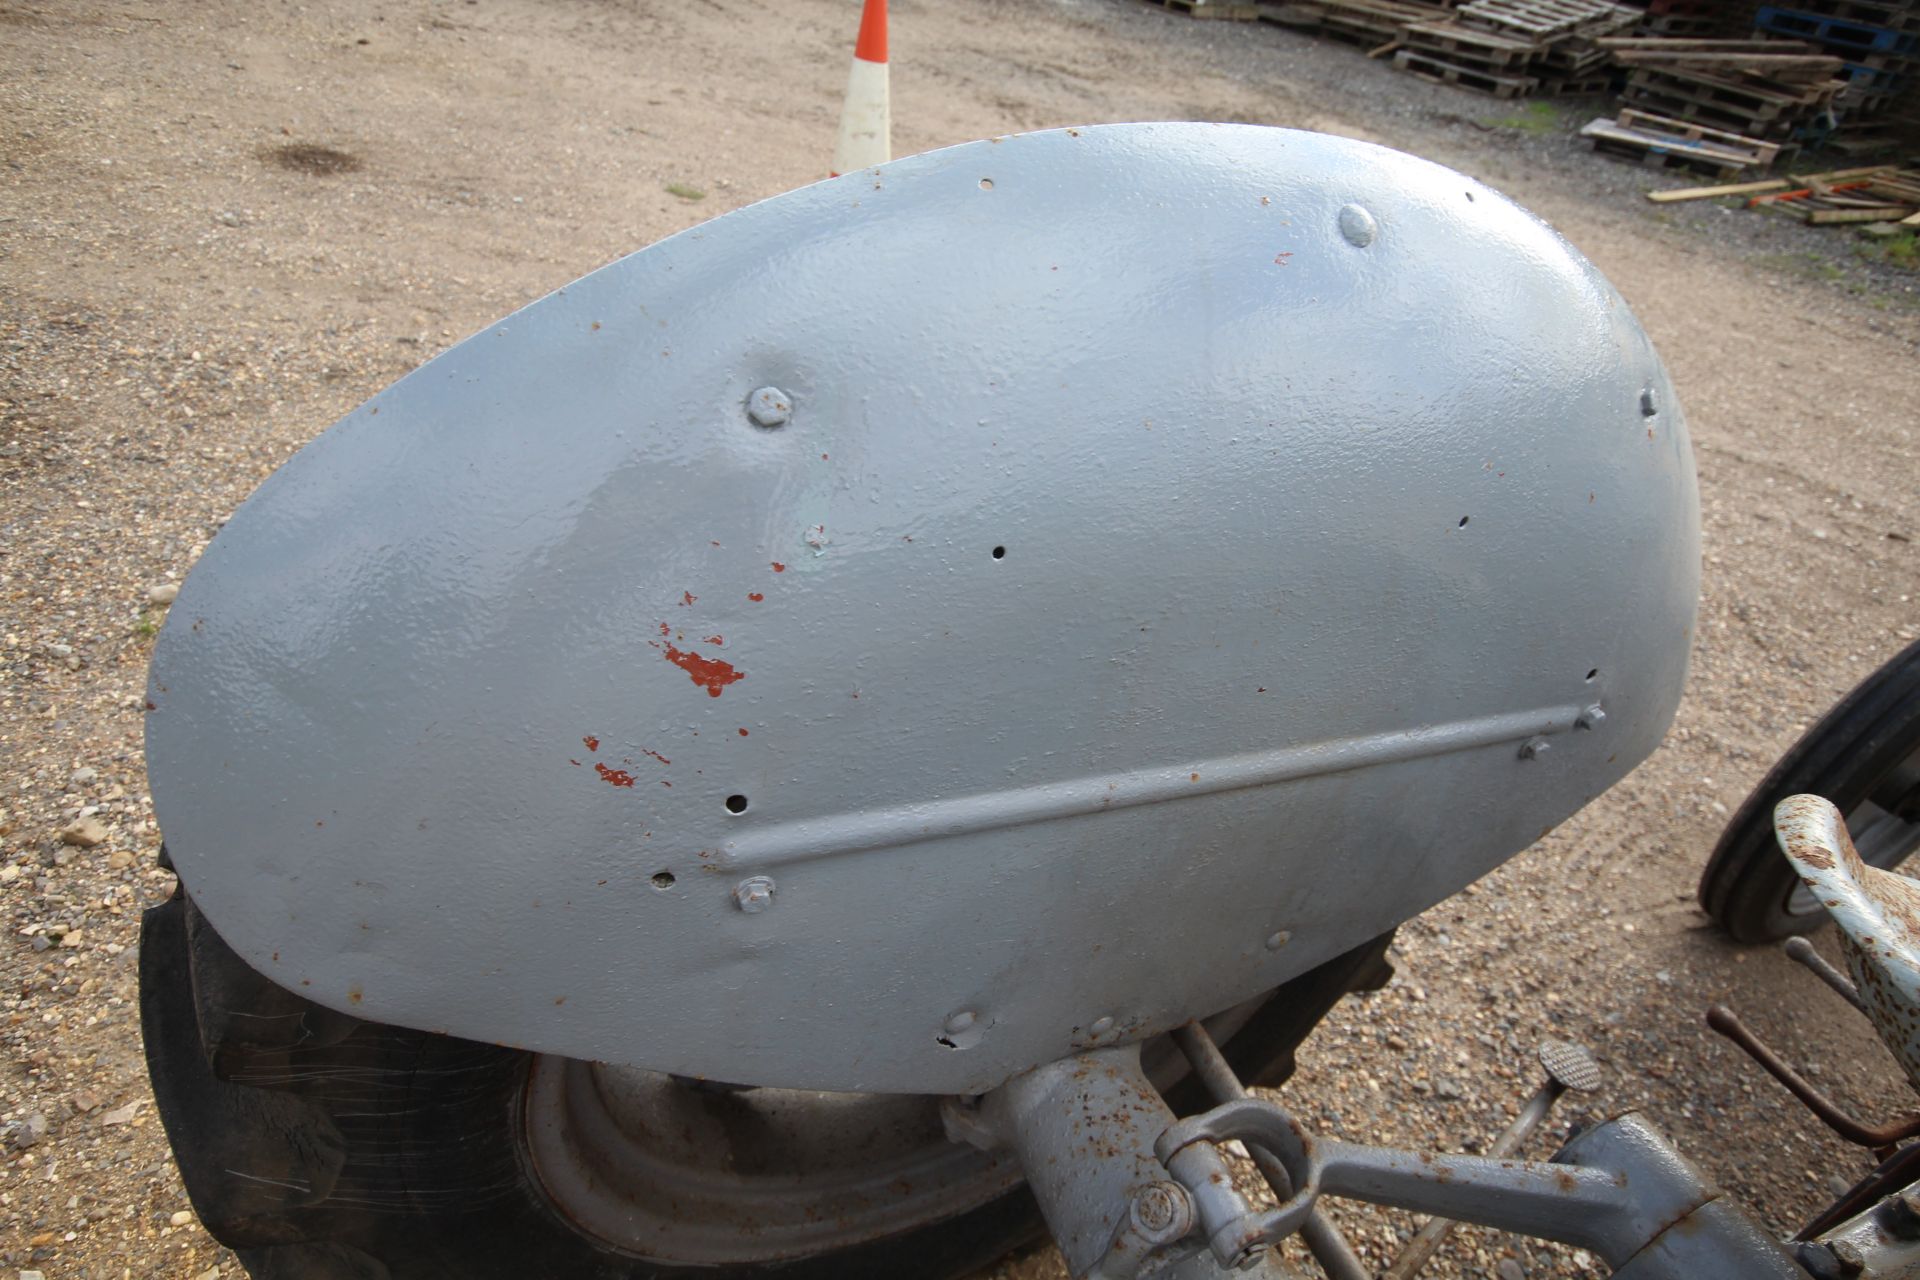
[1389,0,1642,97]
[1577,36,1851,172]
[1606,36,1850,142]
[1646,163,1920,224]
[1257,0,1636,96]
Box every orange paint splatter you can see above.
[680,590,697,606]
[771,561,786,573]
[642,749,672,766]
[704,635,724,646]
[1273,252,1293,266]
[569,759,582,767]
[595,763,636,787]
[738,728,749,737]
[748,592,764,602]
[658,622,671,637]
[583,735,600,752]
[663,644,746,697]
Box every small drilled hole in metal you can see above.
[1457,516,1469,528]
[979,178,994,190]
[650,871,675,890]
[725,794,749,815]
[1586,668,1600,682]
[991,545,1006,560]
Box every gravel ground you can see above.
[2,1,1917,1278]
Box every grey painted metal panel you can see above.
[146,123,1699,1094]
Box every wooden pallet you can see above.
[1766,0,1920,35]
[1458,0,1632,38]
[1582,111,1782,174]
[1393,46,1541,93]
[1623,66,1844,118]
[1152,0,1264,18]
[1403,19,1541,64]
[1261,0,1452,41]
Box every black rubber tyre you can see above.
[142,883,1391,1280]
[1698,635,1920,944]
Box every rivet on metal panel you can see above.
[746,386,791,428]
[1575,704,1606,731]
[1265,931,1292,952]
[944,1010,977,1035]
[1089,1015,1115,1036]
[1129,1180,1196,1245]
[1519,736,1550,761]
[732,875,776,913]
[1337,203,1377,248]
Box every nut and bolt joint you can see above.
[733,875,776,913]
[1884,1191,1920,1240]
[1797,1239,1867,1280]
[1519,736,1551,761]
[1575,704,1606,730]
[747,386,792,428]
[1128,1181,1195,1245]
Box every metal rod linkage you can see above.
[1708,1004,1920,1150]
[1785,936,1868,1013]
[1170,1022,1371,1280]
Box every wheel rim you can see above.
[521,1056,1023,1264]
[1783,740,1920,918]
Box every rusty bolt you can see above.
[1128,1180,1194,1245]
[733,875,776,913]
[1575,704,1606,731]
[747,386,791,428]
[1519,736,1550,761]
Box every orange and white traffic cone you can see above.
[831,0,889,176]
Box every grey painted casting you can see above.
[146,122,1699,1094]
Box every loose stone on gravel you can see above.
[6,1113,49,1150]
[56,817,108,847]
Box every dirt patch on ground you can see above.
[2,1,1916,1277]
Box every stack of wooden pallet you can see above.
[1582,37,1850,171]
[1646,163,1920,224]
[1752,0,1920,124]
[1257,0,1456,49]
[1600,34,1851,153]
[1384,0,1641,97]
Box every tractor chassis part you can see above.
[973,1031,1805,1280]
